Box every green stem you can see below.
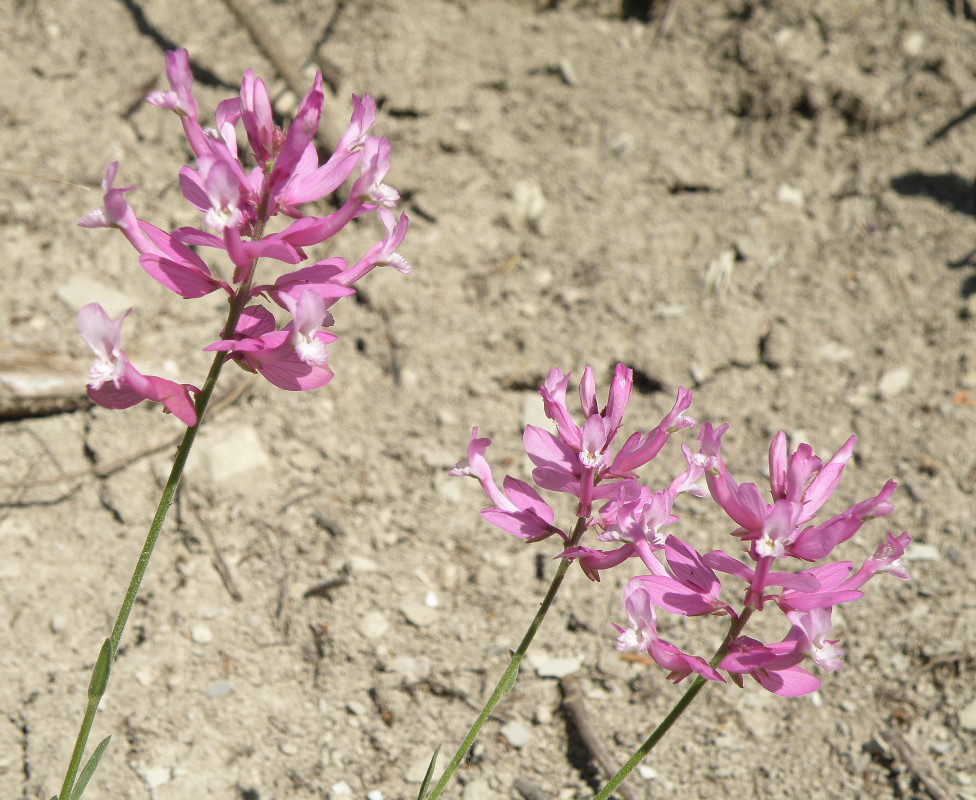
[423,518,588,800]
[591,607,756,800]
[56,283,258,800]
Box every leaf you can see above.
[87,639,114,703]
[416,744,441,800]
[67,735,111,800]
[498,655,520,694]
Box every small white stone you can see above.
[347,701,367,716]
[144,767,171,789]
[877,367,911,400]
[905,543,940,562]
[204,680,232,698]
[535,656,582,678]
[902,31,925,58]
[190,623,213,644]
[389,655,431,683]
[500,719,532,749]
[331,782,353,797]
[636,765,657,780]
[57,276,134,317]
[50,614,69,634]
[401,600,437,628]
[534,704,553,725]
[462,778,492,800]
[366,791,384,800]
[345,555,380,573]
[280,742,299,756]
[776,184,805,207]
[361,612,389,639]
[959,699,976,731]
[425,591,439,608]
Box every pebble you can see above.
[204,680,232,698]
[143,767,171,789]
[389,655,431,683]
[437,477,463,503]
[819,342,854,362]
[776,184,805,207]
[877,367,911,400]
[959,699,976,731]
[557,58,577,86]
[50,614,68,634]
[500,719,532,749]
[366,791,384,800]
[56,276,134,317]
[535,656,582,678]
[331,782,353,797]
[902,31,925,58]
[361,612,390,639]
[402,600,437,628]
[534,704,553,725]
[190,623,213,644]
[512,179,546,230]
[195,425,271,485]
[905,543,940,562]
[344,556,380,573]
[280,742,299,756]
[462,778,492,800]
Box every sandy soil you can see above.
[2,1,976,798]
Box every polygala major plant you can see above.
[422,365,911,799]
[55,49,409,800]
[55,48,910,800]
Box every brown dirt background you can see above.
[2,0,976,798]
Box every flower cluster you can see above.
[78,49,410,425]
[453,365,911,697]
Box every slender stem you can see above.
[57,688,104,800]
[56,281,258,800]
[591,607,756,800]
[423,519,588,800]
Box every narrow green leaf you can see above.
[498,656,520,694]
[67,735,111,800]
[416,744,442,800]
[87,640,114,703]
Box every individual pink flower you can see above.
[338,209,412,286]
[450,428,565,543]
[719,635,821,697]
[614,579,724,685]
[697,424,897,608]
[525,365,693,517]
[203,292,339,391]
[78,304,197,426]
[560,445,704,580]
[783,608,845,671]
[633,535,735,617]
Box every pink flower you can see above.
[525,365,693,516]
[78,304,197,426]
[203,294,339,391]
[719,636,821,697]
[80,49,411,408]
[614,579,724,685]
[634,536,735,617]
[450,428,564,542]
[697,425,897,608]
